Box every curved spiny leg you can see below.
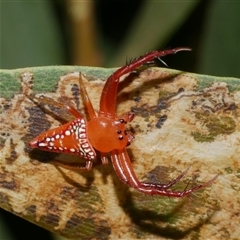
[111,149,218,197]
[141,166,191,190]
[100,47,191,115]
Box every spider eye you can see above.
[118,135,123,140]
[119,119,127,124]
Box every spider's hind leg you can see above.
[53,158,93,172]
[141,166,191,190]
[78,73,96,119]
[26,93,83,119]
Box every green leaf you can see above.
[0,66,239,239]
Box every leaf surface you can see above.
[0,66,239,239]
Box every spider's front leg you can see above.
[99,47,191,116]
[111,149,217,197]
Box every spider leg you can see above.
[53,153,108,171]
[26,73,96,120]
[100,152,109,165]
[27,94,84,119]
[99,47,191,116]
[141,166,191,190]
[111,149,218,197]
[52,159,93,172]
[78,73,97,119]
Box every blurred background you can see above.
[1,1,240,77]
[1,1,240,239]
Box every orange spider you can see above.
[29,48,217,197]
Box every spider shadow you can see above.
[110,165,218,239]
[27,93,78,125]
[117,70,186,108]
[29,149,95,192]
[131,197,216,238]
[29,148,118,192]
[29,149,218,239]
